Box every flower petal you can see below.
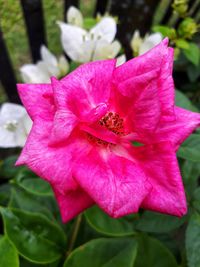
[73,148,151,218]
[0,103,27,120]
[90,17,116,43]
[17,83,54,121]
[131,142,187,216]
[67,6,83,27]
[156,107,200,149]
[57,21,88,62]
[115,38,175,118]
[113,69,161,132]
[54,60,116,119]
[20,64,50,83]
[139,32,163,55]
[116,54,126,66]
[40,45,59,77]
[16,119,90,193]
[114,39,169,83]
[53,187,93,223]
[58,55,69,75]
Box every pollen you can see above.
[99,112,124,135]
[87,112,125,147]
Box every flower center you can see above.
[99,112,124,135]
[87,112,125,146]
[4,120,18,132]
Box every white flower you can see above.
[58,7,122,62]
[0,103,32,148]
[116,54,126,66]
[20,46,69,83]
[67,6,83,27]
[131,30,163,56]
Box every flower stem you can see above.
[66,214,82,256]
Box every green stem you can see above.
[66,214,82,256]
[194,8,200,22]
[188,0,200,16]
[167,12,179,27]
[152,0,172,26]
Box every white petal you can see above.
[93,39,121,61]
[90,17,116,43]
[0,103,27,121]
[57,21,88,62]
[139,32,163,55]
[67,6,83,27]
[58,55,69,76]
[15,120,29,147]
[81,40,96,62]
[20,64,50,83]
[0,103,32,148]
[109,40,121,58]
[92,40,113,60]
[130,30,143,53]
[23,114,32,135]
[40,45,59,77]
[0,127,18,148]
[116,54,126,66]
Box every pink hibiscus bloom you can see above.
[16,39,200,222]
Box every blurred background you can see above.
[0,0,200,107]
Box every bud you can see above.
[172,0,188,17]
[130,30,143,57]
[178,18,198,39]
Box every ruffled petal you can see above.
[114,39,175,118]
[156,107,200,149]
[17,83,54,121]
[16,118,93,222]
[112,69,161,133]
[131,142,187,216]
[114,39,169,83]
[53,187,93,223]
[54,60,116,119]
[16,119,90,193]
[73,148,151,218]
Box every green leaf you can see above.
[177,134,200,162]
[187,63,200,82]
[0,155,23,179]
[0,183,11,206]
[135,235,178,267]
[183,43,200,66]
[182,161,200,195]
[20,257,61,267]
[9,187,54,220]
[85,206,136,236]
[15,171,53,196]
[69,62,81,72]
[63,238,138,267]
[176,39,189,49]
[152,25,176,39]
[192,188,200,213]
[186,214,200,267]
[83,18,97,30]
[0,207,66,264]
[135,211,187,233]
[175,90,198,112]
[0,236,19,267]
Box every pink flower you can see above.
[16,39,200,222]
